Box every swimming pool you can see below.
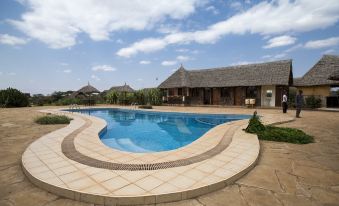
[74,108,250,153]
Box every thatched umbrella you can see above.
[328,71,339,81]
[76,82,100,106]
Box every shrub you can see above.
[245,111,313,144]
[35,115,72,124]
[258,126,314,144]
[138,105,153,109]
[245,111,265,133]
[305,95,322,109]
[55,98,81,106]
[0,87,29,107]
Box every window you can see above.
[178,88,183,96]
[169,88,174,96]
[246,86,257,98]
[221,88,231,98]
[191,88,199,97]
[266,90,273,98]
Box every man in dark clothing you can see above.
[295,90,304,118]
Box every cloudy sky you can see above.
[0,0,339,94]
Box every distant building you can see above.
[158,60,293,107]
[294,55,339,107]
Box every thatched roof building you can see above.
[158,60,293,107]
[77,84,100,94]
[106,83,135,93]
[329,70,339,81]
[159,60,293,88]
[294,55,339,86]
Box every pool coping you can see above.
[22,107,295,205]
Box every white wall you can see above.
[261,85,276,107]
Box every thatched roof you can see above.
[329,70,339,81]
[107,84,135,93]
[294,55,339,86]
[77,84,100,94]
[158,60,293,88]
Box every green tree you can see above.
[0,87,29,107]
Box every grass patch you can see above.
[138,105,153,109]
[258,126,314,144]
[245,111,313,144]
[35,115,72,125]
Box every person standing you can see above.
[295,90,304,118]
[282,90,288,113]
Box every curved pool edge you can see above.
[21,108,295,205]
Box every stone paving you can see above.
[0,106,339,206]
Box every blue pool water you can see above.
[74,109,250,153]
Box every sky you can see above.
[0,0,339,95]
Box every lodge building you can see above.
[158,60,293,107]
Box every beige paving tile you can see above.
[66,177,97,190]
[119,171,148,182]
[113,184,146,196]
[152,170,179,181]
[182,169,208,181]
[168,175,196,189]
[53,165,78,176]
[90,170,118,183]
[135,176,164,191]
[82,184,110,195]
[101,176,130,192]
[151,182,179,194]
[59,170,86,183]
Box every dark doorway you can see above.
[204,88,212,104]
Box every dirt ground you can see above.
[0,106,338,206]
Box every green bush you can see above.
[305,95,322,109]
[55,98,81,106]
[245,111,313,144]
[138,105,153,109]
[0,87,29,107]
[258,126,314,144]
[35,115,72,124]
[245,111,265,133]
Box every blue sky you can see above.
[0,0,339,94]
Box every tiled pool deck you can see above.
[21,108,294,205]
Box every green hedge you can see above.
[305,95,322,109]
[258,126,314,144]
[0,87,29,107]
[35,115,72,124]
[245,111,313,144]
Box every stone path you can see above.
[0,106,339,206]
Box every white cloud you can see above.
[10,0,202,49]
[91,74,100,81]
[0,34,28,46]
[206,6,219,15]
[92,65,116,72]
[137,78,143,81]
[176,55,190,61]
[139,60,151,65]
[0,72,3,75]
[116,39,124,44]
[63,69,72,73]
[284,43,303,53]
[117,0,339,57]
[161,60,177,66]
[230,61,258,66]
[60,62,69,66]
[304,36,339,49]
[176,48,189,53]
[263,35,297,49]
[8,72,16,76]
[323,49,336,54]
[229,2,242,11]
